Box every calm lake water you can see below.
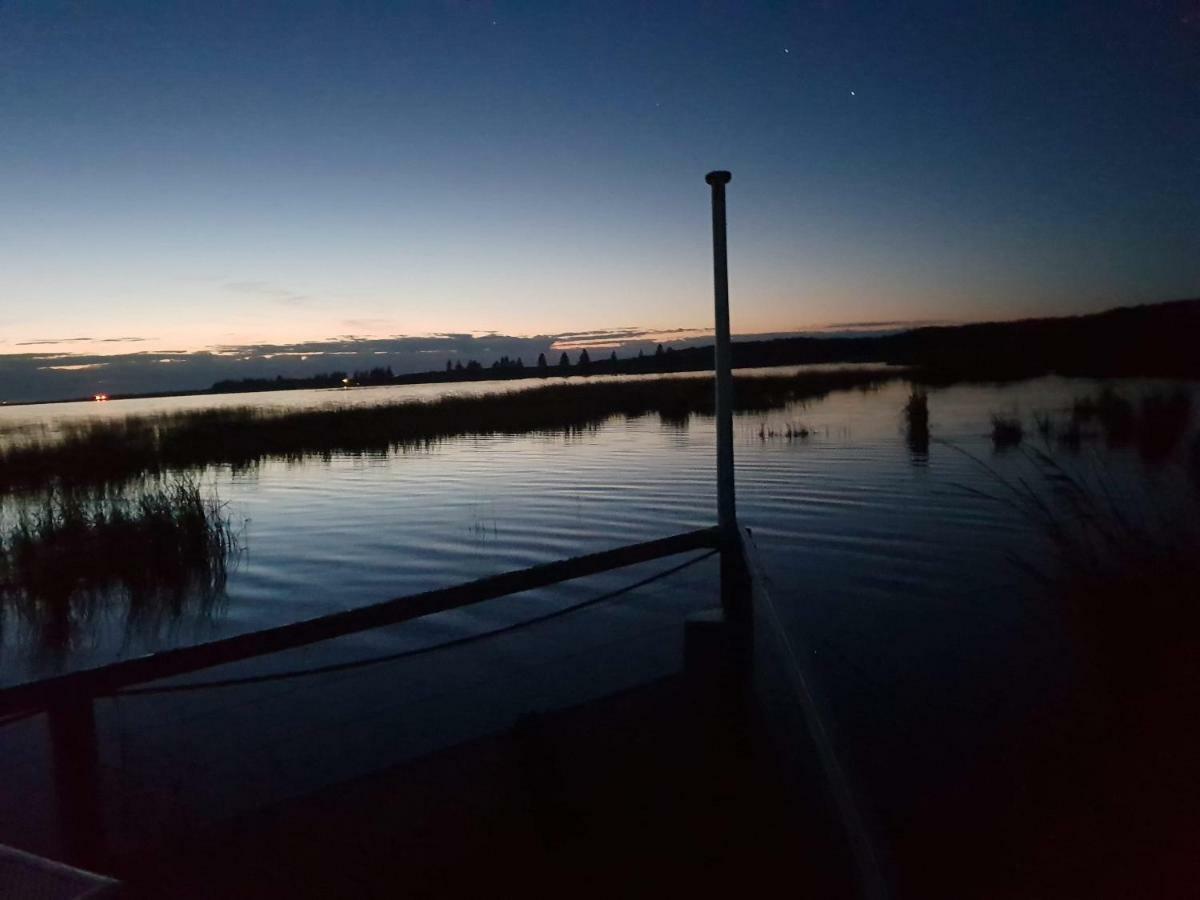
[2,367,1191,684]
[1,367,1195,872]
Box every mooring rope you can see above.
[105,549,719,697]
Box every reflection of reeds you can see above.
[903,389,928,430]
[904,389,929,456]
[990,413,1024,449]
[0,479,235,658]
[1032,412,1054,442]
[756,422,811,441]
[0,368,897,491]
[1072,387,1135,445]
[1134,390,1192,461]
[1049,387,1194,461]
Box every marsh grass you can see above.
[951,441,1200,893]
[903,389,929,430]
[1064,386,1193,461]
[952,442,1199,695]
[903,389,930,455]
[1072,387,1135,444]
[0,478,236,657]
[989,413,1024,449]
[756,422,811,441]
[0,368,897,491]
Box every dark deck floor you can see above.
[113,674,858,898]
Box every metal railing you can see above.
[0,525,723,866]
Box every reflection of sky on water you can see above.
[2,372,1193,685]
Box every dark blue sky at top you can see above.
[0,0,1197,396]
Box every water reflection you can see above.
[902,389,930,463]
[0,372,1196,683]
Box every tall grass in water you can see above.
[954,442,1200,894]
[957,438,1199,719]
[989,413,1024,449]
[0,478,235,659]
[903,389,929,455]
[0,367,898,491]
[974,384,1200,685]
[1066,386,1192,461]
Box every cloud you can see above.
[819,319,947,332]
[15,337,94,346]
[14,336,153,347]
[38,363,109,371]
[549,326,712,350]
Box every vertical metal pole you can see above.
[706,170,743,613]
[49,697,104,869]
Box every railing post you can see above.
[706,169,749,616]
[48,696,105,869]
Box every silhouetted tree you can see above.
[609,351,617,363]
[446,360,453,372]
[352,366,394,385]
[655,344,665,357]
[558,352,570,370]
[455,361,464,372]
[578,349,592,375]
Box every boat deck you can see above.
[114,673,858,898]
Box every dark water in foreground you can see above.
[0,369,1195,887]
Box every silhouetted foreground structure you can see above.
[0,526,875,898]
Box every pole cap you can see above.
[705,170,732,185]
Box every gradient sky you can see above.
[2,0,1198,365]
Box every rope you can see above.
[107,549,718,697]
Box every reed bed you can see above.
[903,388,930,455]
[0,368,897,491]
[955,441,1200,884]
[990,413,1024,449]
[956,442,1198,685]
[0,478,235,654]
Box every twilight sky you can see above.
[1,1,1198,394]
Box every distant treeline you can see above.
[210,298,1200,394]
[210,345,700,393]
